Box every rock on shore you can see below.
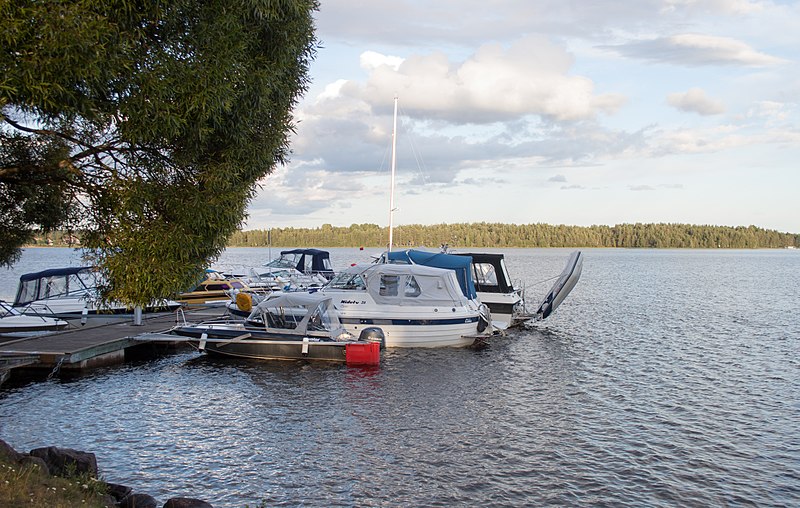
[1,438,213,507]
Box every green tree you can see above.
[1,0,318,305]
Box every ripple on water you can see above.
[1,249,798,507]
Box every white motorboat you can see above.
[171,292,382,365]
[383,249,583,329]
[13,267,180,321]
[0,300,68,337]
[318,263,491,348]
[224,249,335,316]
[452,252,526,329]
[383,249,523,329]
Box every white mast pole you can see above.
[388,95,398,253]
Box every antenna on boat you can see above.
[388,95,398,253]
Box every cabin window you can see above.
[205,283,229,291]
[329,273,366,290]
[404,276,422,297]
[473,263,498,286]
[379,275,399,296]
[46,277,70,298]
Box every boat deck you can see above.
[0,306,226,383]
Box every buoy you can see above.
[235,292,252,313]
[345,342,380,366]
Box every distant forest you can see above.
[226,223,798,249]
[29,223,799,249]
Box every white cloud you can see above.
[661,0,764,15]
[360,51,404,71]
[348,36,627,123]
[667,87,726,115]
[609,33,786,66]
[242,1,800,232]
[746,100,795,124]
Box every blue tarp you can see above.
[386,250,477,300]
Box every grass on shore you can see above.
[0,456,109,508]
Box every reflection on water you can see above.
[1,248,799,506]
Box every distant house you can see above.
[63,234,81,246]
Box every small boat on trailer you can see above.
[170,292,383,365]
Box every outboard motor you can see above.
[477,304,492,333]
[359,327,386,349]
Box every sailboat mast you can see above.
[388,95,398,252]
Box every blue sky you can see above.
[244,0,800,233]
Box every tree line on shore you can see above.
[229,223,798,249]
[29,223,799,250]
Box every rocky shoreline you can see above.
[1,439,213,507]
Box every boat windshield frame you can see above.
[14,267,98,306]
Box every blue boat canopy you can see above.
[18,266,92,282]
[385,250,477,300]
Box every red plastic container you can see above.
[345,342,381,366]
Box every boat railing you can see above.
[18,302,67,323]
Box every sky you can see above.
[243,0,800,234]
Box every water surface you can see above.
[1,248,798,506]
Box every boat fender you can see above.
[236,292,253,313]
[358,327,386,349]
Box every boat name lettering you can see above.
[340,299,366,305]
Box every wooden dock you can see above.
[0,306,226,384]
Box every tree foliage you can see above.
[225,222,800,249]
[1,0,318,305]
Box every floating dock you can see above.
[0,306,226,385]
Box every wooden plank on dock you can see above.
[0,306,226,370]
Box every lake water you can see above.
[1,248,798,507]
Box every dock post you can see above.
[133,306,143,325]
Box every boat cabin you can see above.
[453,253,516,294]
[325,263,471,307]
[382,249,478,300]
[13,267,98,307]
[266,249,334,280]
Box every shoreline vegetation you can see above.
[28,223,799,249]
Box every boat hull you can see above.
[478,292,526,330]
[19,298,181,321]
[0,316,68,335]
[172,325,380,364]
[337,313,480,348]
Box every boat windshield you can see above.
[307,301,333,332]
[265,254,298,270]
[327,272,366,290]
[15,269,96,305]
[472,263,499,286]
